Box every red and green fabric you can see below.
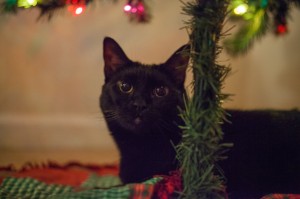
[0,162,178,199]
[1,162,300,199]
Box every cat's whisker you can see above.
[102,109,120,121]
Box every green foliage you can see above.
[225,0,300,56]
[0,0,149,22]
[225,7,269,55]
[176,0,232,198]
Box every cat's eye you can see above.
[153,86,169,97]
[117,81,133,94]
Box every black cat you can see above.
[100,37,189,184]
[99,37,300,198]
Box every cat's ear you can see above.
[103,37,130,80]
[164,44,190,86]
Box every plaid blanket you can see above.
[0,176,160,199]
[0,162,173,199]
[0,162,300,199]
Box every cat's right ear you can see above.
[103,37,130,81]
[164,44,190,87]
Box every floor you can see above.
[0,148,119,168]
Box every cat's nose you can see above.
[132,99,147,112]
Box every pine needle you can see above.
[177,0,231,198]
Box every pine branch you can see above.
[225,0,300,56]
[177,0,231,198]
[0,0,150,23]
[224,8,269,55]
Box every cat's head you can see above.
[100,37,189,134]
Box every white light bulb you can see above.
[233,4,248,15]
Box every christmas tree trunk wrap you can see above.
[176,0,231,198]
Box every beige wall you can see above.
[0,1,299,151]
[222,11,300,109]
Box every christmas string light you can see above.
[66,0,86,16]
[225,0,300,56]
[0,0,151,22]
[0,0,299,53]
[233,3,248,15]
[273,0,289,35]
[17,0,38,8]
[123,0,150,23]
[229,0,291,36]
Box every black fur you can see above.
[100,37,189,184]
[221,110,300,199]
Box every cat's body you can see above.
[100,37,189,184]
[221,110,300,199]
[99,37,300,198]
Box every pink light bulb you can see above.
[131,7,137,13]
[137,3,144,13]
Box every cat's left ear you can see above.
[164,44,190,86]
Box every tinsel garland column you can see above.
[176,0,231,198]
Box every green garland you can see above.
[1,0,300,53]
[225,0,300,55]
[0,0,150,22]
[176,0,232,198]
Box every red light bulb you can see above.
[277,24,287,35]
[68,5,85,16]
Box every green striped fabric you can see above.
[0,177,72,199]
[81,174,122,189]
[0,175,161,199]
